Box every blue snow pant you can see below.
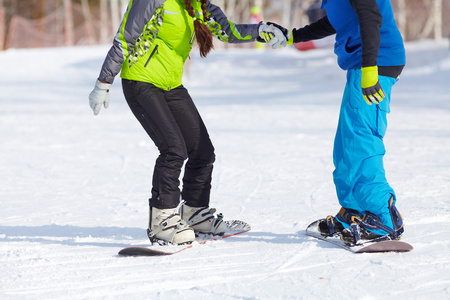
[333,68,398,234]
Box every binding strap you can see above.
[186,207,215,226]
[326,215,336,235]
[186,207,225,235]
[148,214,191,244]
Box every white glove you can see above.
[89,79,111,115]
[258,24,287,49]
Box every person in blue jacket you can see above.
[268,0,405,245]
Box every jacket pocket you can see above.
[144,45,159,68]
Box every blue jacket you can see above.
[322,0,405,70]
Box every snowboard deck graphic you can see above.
[306,219,413,253]
[118,220,250,256]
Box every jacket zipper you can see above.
[144,45,159,67]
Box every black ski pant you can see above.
[122,79,215,209]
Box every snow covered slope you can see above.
[1,39,449,299]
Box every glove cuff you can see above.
[361,65,378,72]
[287,30,293,45]
[258,23,266,35]
[95,79,112,90]
[361,66,379,88]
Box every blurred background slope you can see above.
[0,0,448,50]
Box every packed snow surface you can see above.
[1,39,449,299]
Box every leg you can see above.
[164,86,227,235]
[333,69,398,232]
[122,79,187,209]
[165,85,216,208]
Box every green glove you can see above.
[361,66,385,105]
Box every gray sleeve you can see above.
[206,2,260,44]
[98,0,165,83]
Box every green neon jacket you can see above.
[98,0,260,91]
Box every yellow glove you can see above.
[361,66,385,105]
[286,30,293,45]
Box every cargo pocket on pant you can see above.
[374,76,395,139]
[375,104,388,138]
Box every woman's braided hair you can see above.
[184,0,213,58]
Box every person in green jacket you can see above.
[89,0,285,245]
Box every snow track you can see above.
[1,40,450,299]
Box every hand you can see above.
[361,66,385,105]
[267,22,293,45]
[258,23,287,49]
[89,79,111,115]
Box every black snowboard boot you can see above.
[318,207,363,236]
[339,196,404,246]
